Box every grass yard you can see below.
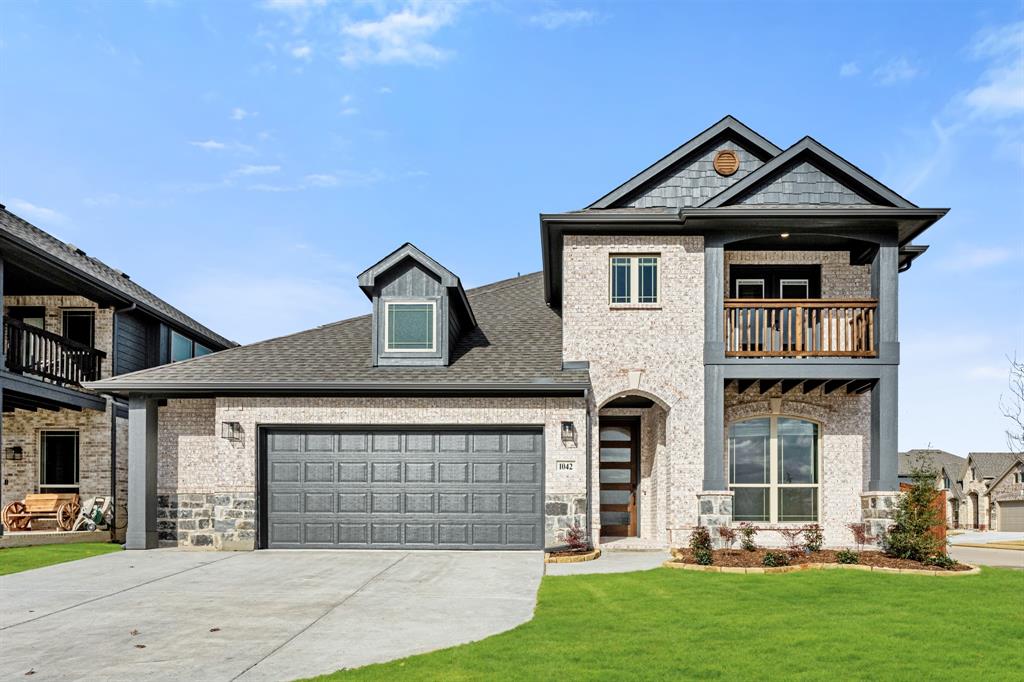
[313,567,1023,681]
[0,542,122,576]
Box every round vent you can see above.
[713,150,740,176]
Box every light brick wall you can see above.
[962,467,994,529]
[724,250,871,299]
[561,234,706,543]
[724,385,871,548]
[4,295,114,379]
[986,461,1024,530]
[155,396,588,549]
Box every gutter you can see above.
[82,380,592,398]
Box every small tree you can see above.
[717,526,737,553]
[738,522,758,551]
[847,522,873,553]
[802,524,823,553]
[562,522,589,552]
[778,527,804,557]
[882,465,944,561]
[689,526,714,565]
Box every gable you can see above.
[619,139,769,209]
[736,160,872,206]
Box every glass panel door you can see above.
[598,418,639,537]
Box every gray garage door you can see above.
[264,429,544,549]
[998,500,1024,532]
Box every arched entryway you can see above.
[969,492,980,529]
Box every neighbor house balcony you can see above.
[3,317,106,387]
[724,298,877,358]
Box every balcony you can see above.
[3,317,106,386]
[724,298,878,358]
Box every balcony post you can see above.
[871,242,899,362]
[127,394,159,549]
[704,239,725,362]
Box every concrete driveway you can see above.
[0,549,543,681]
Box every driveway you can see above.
[0,549,543,681]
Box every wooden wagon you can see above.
[2,493,81,531]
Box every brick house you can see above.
[985,455,1024,532]
[961,451,1024,531]
[89,116,950,551]
[898,449,966,529]
[0,207,234,539]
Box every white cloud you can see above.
[839,61,860,77]
[341,106,359,116]
[378,86,393,94]
[965,22,1024,119]
[873,57,918,85]
[967,365,1011,381]
[5,198,68,225]
[247,183,299,192]
[303,169,387,187]
[290,44,312,60]
[937,246,1015,272]
[528,9,595,30]
[339,1,462,67]
[189,139,227,150]
[231,107,256,120]
[234,164,281,176]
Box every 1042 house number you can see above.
[557,461,574,472]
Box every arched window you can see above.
[728,416,820,523]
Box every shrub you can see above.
[802,524,824,553]
[836,549,859,564]
[689,526,714,566]
[562,523,589,552]
[882,464,944,562]
[717,526,738,552]
[847,522,874,552]
[738,522,758,551]
[762,551,790,567]
[923,553,959,569]
[778,527,804,557]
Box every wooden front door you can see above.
[599,418,639,537]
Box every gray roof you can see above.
[967,452,1022,479]
[86,272,588,394]
[0,207,234,349]
[898,449,965,479]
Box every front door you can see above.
[599,418,639,537]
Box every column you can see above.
[126,394,158,549]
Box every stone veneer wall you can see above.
[724,385,871,548]
[4,295,114,379]
[561,234,706,544]
[1,405,127,539]
[988,461,1024,531]
[724,250,871,299]
[156,396,588,550]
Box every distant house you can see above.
[963,452,1024,531]
[898,449,966,529]
[985,455,1024,532]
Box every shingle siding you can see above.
[737,161,871,205]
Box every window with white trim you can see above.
[729,416,820,523]
[609,255,659,304]
[384,301,436,352]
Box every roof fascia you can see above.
[700,137,917,209]
[586,115,782,209]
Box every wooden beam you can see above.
[736,379,758,395]
[781,379,803,395]
[847,379,876,395]
[823,379,852,395]
[802,379,826,394]
[758,379,781,394]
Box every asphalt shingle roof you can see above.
[898,449,965,479]
[88,272,588,390]
[967,452,1022,480]
[0,207,234,349]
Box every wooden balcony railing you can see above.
[2,317,106,386]
[724,299,878,358]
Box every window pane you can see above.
[171,331,193,362]
[736,280,764,298]
[601,511,630,526]
[729,418,770,484]
[779,487,818,522]
[780,279,809,299]
[62,311,95,347]
[638,257,658,303]
[600,490,630,505]
[599,447,632,462]
[599,468,631,484]
[387,303,434,350]
[195,344,214,357]
[40,432,78,487]
[610,257,631,303]
[777,418,818,484]
[599,426,631,441]
[732,487,769,522]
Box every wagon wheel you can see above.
[57,501,80,531]
[2,501,27,531]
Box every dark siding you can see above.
[114,310,153,376]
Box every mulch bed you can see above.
[547,547,596,559]
[670,548,972,571]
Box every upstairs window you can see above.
[610,255,659,305]
[385,301,435,352]
[171,330,193,362]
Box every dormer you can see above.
[358,243,476,367]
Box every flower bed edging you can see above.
[545,548,601,564]
[661,560,980,576]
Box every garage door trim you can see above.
[257,424,546,550]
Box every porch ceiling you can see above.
[726,377,876,396]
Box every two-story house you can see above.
[898,449,966,529]
[0,206,234,540]
[89,117,948,551]
[961,451,1023,530]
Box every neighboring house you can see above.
[88,116,949,551]
[985,455,1024,532]
[962,451,1023,531]
[898,449,966,529]
[0,206,234,538]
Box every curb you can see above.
[661,560,981,576]
[545,548,602,564]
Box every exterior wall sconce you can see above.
[221,421,243,442]
[560,421,577,447]
[4,446,23,461]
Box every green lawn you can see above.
[312,567,1023,681]
[0,542,122,576]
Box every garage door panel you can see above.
[266,428,543,549]
[999,500,1024,532]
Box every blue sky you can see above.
[1,0,1021,455]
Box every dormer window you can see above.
[385,301,436,352]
